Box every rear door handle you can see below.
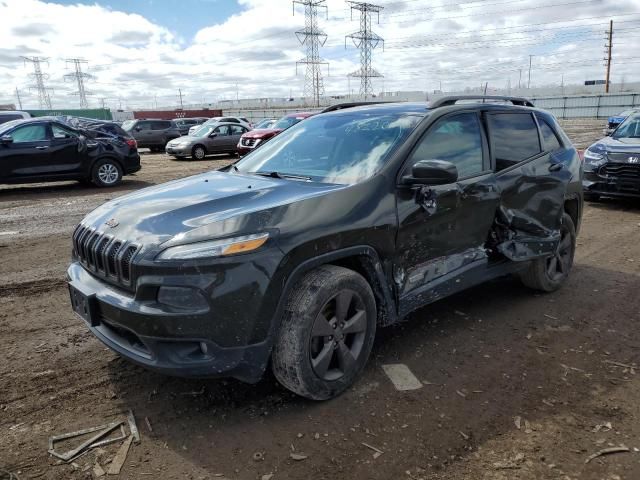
[35,146,49,150]
[549,163,563,172]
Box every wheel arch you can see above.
[192,143,207,155]
[563,194,582,234]
[90,154,124,176]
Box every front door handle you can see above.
[548,163,563,172]
[35,146,49,150]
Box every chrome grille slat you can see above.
[73,224,140,289]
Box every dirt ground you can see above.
[2,120,640,480]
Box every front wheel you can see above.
[192,145,206,160]
[519,212,576,292]
[91,158,122,187]
[272,265,377,400]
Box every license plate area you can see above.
[68,282,99,327]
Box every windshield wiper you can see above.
[251,171,311,181]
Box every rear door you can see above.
[0,122,52,181]
[395,111,500,309]
[487,111,571,260]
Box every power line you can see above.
[64,58,94,108]
[293,0,329,107]
[22,56,53,109]
[345,1,384,99]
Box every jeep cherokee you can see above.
[67,96,583,400]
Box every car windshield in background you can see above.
[613,115,640,139]
[121,120,135,131]
[273,116,305,130]
[255,119,276,129]
[235,112,423,184]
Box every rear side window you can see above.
[52,124,78,139]
[536,116,562,152]
[222,118,240,123]
[0,114,23,125]
[409,112,485,178]
[489,113,541,171]
[11,124,48,142]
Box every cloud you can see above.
[0,0,639,109]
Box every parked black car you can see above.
[0,118,140,187]
[174,117,209,136]
[67,97,583,400]
[583,112,640,199]
[121,119,181,152]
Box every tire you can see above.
[272,265,377,400]
[91,158,123,187]
[519,212,576,292]
[192,145,206,160]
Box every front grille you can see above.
[73,225,140,288]
[599,162,640,182]
[242,138,258,147]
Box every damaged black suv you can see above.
[67,96,583,400]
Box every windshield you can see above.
[235,112,423,184]
[273,116,307,130]
[255,119,276,129]
[613,114,640,139]
[192,125,214,137]
[121,120,135,131]
[0,119,22,135]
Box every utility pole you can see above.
[518,68,522,89]
[605,20,613,94]
[15,87,23,110]
[293,0,329,107]
[345,1,384,99]
[99,97,106,109]
[178,89,184,109]
[528,55,534,89]
[64,58,93,108]
[22,56,53,109]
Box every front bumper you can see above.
[583,166,640,198]
[66,255,282,382]
[165,145,191,156]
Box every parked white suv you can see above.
[0,111,31,125]
[188,116,251,135]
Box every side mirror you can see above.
[135,127,142,132]
[402,159,458,186]
[1,135,13,145]
[209,132,218,137]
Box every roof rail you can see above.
[320,101,389,113]
[429,95,535,109]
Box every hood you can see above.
[80,170,345,250]
[597,135,640,151]
[241,128,283,139]
[167,135,198,144]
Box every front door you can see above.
[206,124,233,153]
[49,123,83,175]
[395,112,500,309]
[0,122,52,181]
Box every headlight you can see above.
[584,143,606,163]
[156,232,269,260]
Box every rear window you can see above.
[0,114,24,125]
[488,113,541,171]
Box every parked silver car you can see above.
[187,116,251,135]
[166,122,249,160]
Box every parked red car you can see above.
[237,112,315,155]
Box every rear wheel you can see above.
[272,265,377,400]
[192,145,206,160]
[519,212,576,292]
[91,158,122,187]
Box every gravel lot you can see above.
[2,120,640,480]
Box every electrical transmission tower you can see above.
[64,58,94,108]
[22,56,53,109]
[345,1,384,99]
[293,0,329,107]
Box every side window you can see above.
[136,121,151,131]
[488,113,541,171]
[10,124,48,143]
[408,113,485,178]
[230,125,246,135]
[152,121,171,130]
[214,125,230,135]
[52,124,78,139]
[536,116,562,152]
[223,118,239,124]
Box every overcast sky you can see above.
[1,0,639,110]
